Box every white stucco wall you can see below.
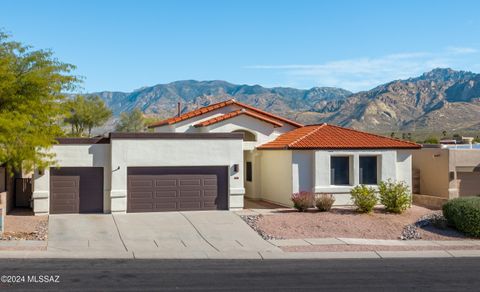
[258,150,293,206]
[154,105,241,133]
[152,104,297,148]
[292,151,314,193]
[110,138,244,213]
[32,144,112,215]
[264,149,411,206]
[396,150,413,193]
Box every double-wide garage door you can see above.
[127,166,228,212]
[50,167,104,214]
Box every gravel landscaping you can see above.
[240,215,282,240]
[252,205,472,241]
[0,209,48,240]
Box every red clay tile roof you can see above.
[148,99,303,128]
[257,124,421,150]
[193,109,284,128]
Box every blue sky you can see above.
[2,0,480,93]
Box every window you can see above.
[246,161,253,182]
[232,130,256,141]
[360,156,378,184]
[330,156,350,185]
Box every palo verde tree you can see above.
[64,95,112,137]
[0,31,79,173]
[115,108,148,132]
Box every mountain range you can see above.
[92,68,480,133]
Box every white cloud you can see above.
[446,46,478,54]
[244,47,479,92]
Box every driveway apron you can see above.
[48,214,125,252]
[48,211,279,254]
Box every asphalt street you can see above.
[0,258,479,291]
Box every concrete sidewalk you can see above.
[269,237,480,247]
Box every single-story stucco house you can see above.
[32,99,420,215]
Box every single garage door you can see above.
[50,167,104,214]
[127,166,228,212]
[457,172,480,197]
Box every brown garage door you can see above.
[457,172,480,197]
[127,166,228,212]
[50,167,104,214]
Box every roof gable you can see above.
[258,124,421,150]
[193,109,284,128]
[148,99,303,128]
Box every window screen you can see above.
[330,156,350,185]
[360,156,378,184]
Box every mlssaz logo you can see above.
[27,275,60,283]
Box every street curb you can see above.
[1,249,479,259]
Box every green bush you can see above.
[443,197,480,237]
[315,194,335,212]
[350,185,377,213]
[378,179,411,213]
[423,136,439,144]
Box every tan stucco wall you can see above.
[258,150,293,207]
[449,149,480,169]
[412,148,450,198]
[449,149,480,197]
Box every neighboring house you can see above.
[32,99,420,215]
[412,145,480,208]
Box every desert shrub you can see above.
[378,179,411,213]
[291,191,314,212]
[443,197,480,237]
[350,185,377,213]
[423,136,439,144]
[315,194,335,212]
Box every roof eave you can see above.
[258,146,422,150]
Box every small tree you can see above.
[64,95,112,137]
[424,136,439,144]
[115,108,147,132]
[0,31,78,173]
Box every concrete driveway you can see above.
[48,211,278,256]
